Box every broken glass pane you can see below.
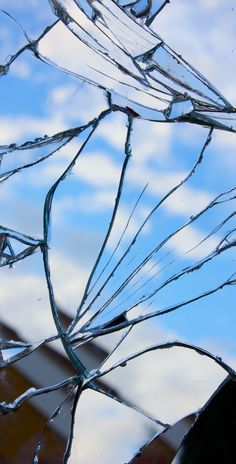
[1,1,236,463]
[89,346,226,424]
[69,387,164,463]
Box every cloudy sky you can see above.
[1,1,236,462]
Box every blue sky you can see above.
[1,1,236,462]
[1,0,236,357]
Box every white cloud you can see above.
[93,111,128,151]
[164,185,213,217]
[106,204,151,251]
[48,81,108,124]
[50,83,76,104]
[76,190,117,212]
[167,224,219,259]
[0,0,55,24]
[70,388,159,464]
[155,0,236,104]
[73,152,122,187]
[0,250,92,342]
[0,265,55,342]
[101,346,225,423]
[131,119,172,164]
[126,158,213,220]
[0,115,66,145]
[48,250,89,312]
[126,160,217,262]
[128,164,187,193]
[0,80,107,146]
[211,129,236,161]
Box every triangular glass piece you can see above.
[0,234,10,253]
[128,414,195,463]
[0,346,27,362]
[69,387,164,463]
[0,340,42,367]
[0,233,39,267]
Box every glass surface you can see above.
[70,387,163,464]
[0,1,236,463]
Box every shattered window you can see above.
[0,1,236,463]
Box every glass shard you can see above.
[91,346,226,425]
[1,346,27,362]
[69,387,164,463]
[129,414,195,463]
[0,339,44,368]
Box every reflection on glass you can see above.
[70,388,163,464]
[129,413,195,464]
[0,1,236,463]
